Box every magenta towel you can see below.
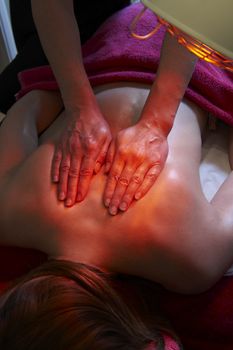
[17,3,233,125]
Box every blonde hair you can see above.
[0,259,181,350]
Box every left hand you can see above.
[103,121,168,215]
[51,106,112,207]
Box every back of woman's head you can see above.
[0,259,181,350]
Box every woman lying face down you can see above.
[0,85,233,349]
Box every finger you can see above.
[135,163,161,200]
[65,156,81,207]
[108,165,136,215]
[57,155,71,201]
[119,163,147,211]
[76,156,96,202]
[103,158,125,212]
[94,140,109,174]
[51,148,62,182]
[105,140,115,173]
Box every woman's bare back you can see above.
[0,85,232,293]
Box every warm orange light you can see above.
[166,24,233,72]
[130,6,164,40]
[130,7,233,72]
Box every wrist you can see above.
[63,88,100,119]
[140,82,183,136]
[64,100,105,124]
[63,88,97,111]
[139,108,175,137]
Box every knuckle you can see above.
[53,153,62,162]
[85,138,98,152]
[53,154,62,163]
[109,172,119,183]
[60,164,70,172]
[99,127,109,138]
[80,168,92,177]
[68,168,79,178]
[71,128,81,138]
[119,177,129,187]
[145,172,157,181]
[131,175,142,185]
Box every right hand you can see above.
[51,106,112,207]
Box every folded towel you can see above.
[17,3,233,126]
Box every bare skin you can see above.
[0,85,233,294]
[31,0,196,212]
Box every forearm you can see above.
[140,31,198,135]
[31,0,97,113]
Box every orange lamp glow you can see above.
[130,0,233,72]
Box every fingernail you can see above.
[53,176,58,182]
[59,192,65,200]
[105,162,111,173]
[76,193,82,202]
[109,206,117,216]
[119,202,127,211]
[65,199,72,207]
[105,198,110,207]
[95,162,101,173]
[135,192,141,200]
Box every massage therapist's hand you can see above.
[52,106,112,207]
[104,121,168,215]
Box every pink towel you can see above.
[161,277,233,350]
[145,335,180,350]
[17,3,233,126]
